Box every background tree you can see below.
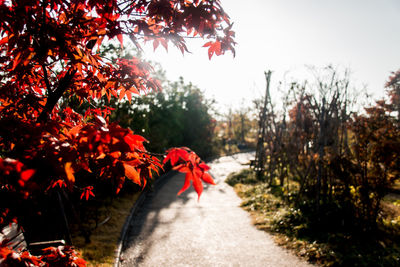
[108,76,218,159]
[231,105,254,146]
[252,66,400,232]
[386,69,400,124]
[346,100,400,229]
[214,106,257,155]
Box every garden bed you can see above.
[227,169,400,266]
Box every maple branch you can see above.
[120,21,203,40]
[135,149,166,158]
[38,68,77,122]
[42,64,52,93]
[134,33,202,39]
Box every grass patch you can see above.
[228,169,400,266]
[71,185,141,266]
[226,168,258,186]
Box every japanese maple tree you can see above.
[0,0,235,265]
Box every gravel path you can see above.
[119,152,312,267]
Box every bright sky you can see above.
[141,0,400,113]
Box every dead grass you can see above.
[232,183,331,265]
[392,181,400,191]
[230,175,400,266]
[381,200,400,221]
[72,191,140,267]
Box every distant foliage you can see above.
[214,108,257,155]
[109,77,217,159]
[254,66,400,231]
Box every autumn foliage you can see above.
[0,0,234,265]
[254,67,400,232]
[0,242,86,267]
[164,147,215,198]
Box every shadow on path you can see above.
[120,152,312,267]
[120,172,213,265]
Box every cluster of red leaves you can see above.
[386,69,400,88]
[351,102,400,175]
[0,158,36,189]
[0,108,162,195]
[386,70,400,110]
[0,0,234,208]
[0,240,86,267]
[0,0,234,265]
[164,147,215,199]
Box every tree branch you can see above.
[135,149,166,158]
[42,64,52,93]
[38,68,77,122]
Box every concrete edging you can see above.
[113,171,175,267]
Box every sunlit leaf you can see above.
[123,162,141,185]
[64,162,75,183]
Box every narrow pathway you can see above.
[119,152,312,267]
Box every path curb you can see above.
[113,171,175,267]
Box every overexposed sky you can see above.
[141,0,400,112]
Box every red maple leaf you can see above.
[51,179,67,189]
[165,148,215,199]
[80,186,95,201]
[203,41,222,59]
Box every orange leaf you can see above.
[110,151,121,158]
[65,162,75,183]
[11,52,22,70]
[68,125,82,138]
[203,41,212,47]
[119,88,126,101]
[129,86,140,95]
[0,35,9,46]
[203,41,221,59]
[125,90,132,103]
[123,162,141,185]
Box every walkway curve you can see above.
[118,152,313,267]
